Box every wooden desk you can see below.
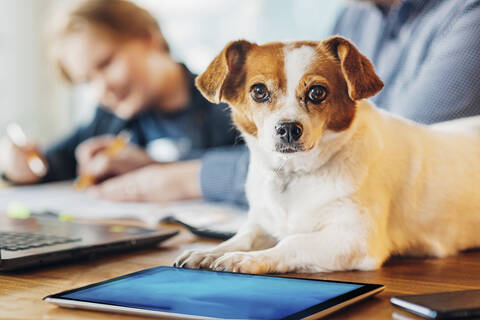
[1,224,479,320]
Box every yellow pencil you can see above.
[74,130,132,191]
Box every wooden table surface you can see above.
[1,222,479,320]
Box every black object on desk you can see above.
[391,290,480,319]
[162,216,235,240]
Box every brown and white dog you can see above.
[174,37,480,274]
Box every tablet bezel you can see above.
[44,266,384,320]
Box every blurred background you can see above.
[0,0,343,145]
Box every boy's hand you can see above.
[75,135,155,182]
[89,161,201,202]
[0,137,46,184]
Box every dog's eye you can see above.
[250,83,270,103]
[306,85,327,104]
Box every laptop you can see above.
[0,212,178,271]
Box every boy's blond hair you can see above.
[47,0,168,82]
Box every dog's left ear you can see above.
[323,36,383,100]
[196,40,253,104]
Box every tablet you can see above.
[44,266,384,320]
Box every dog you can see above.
[174,36,480,274]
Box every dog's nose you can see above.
[275,122,303,143]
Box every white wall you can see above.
[136,0,343,74]
[0,0,72,145]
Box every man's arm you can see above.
[200,145,249,208]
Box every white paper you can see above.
[0,182,164,223]
[0,182,247,232]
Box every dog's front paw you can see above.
[173,249,224,269]
[213,252,272,274]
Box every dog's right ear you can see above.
[196,40,253,104]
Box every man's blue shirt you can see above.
[333,0,480,123]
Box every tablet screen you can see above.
[53,266,372,319]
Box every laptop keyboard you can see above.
[0,232,81,251]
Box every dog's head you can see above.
[196,37,383,156]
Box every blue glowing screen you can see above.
[61,266,363,319]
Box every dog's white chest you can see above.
[248,168,352,239]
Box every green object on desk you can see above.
[59,213,74,222]
[6,202,31,219]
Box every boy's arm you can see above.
[41,130,82,183]
[42,107,127,183]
